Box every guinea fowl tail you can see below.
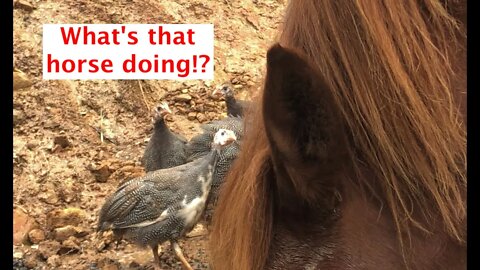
[97,178,143,231]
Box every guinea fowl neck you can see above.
[153,117,168,132]
[225,95,237,107]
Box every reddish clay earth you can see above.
[13,0,285,269]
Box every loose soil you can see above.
[13,0,285,269]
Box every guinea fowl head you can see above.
[153,102,172,121]
[212,83,234,99]
[212,129,237,150]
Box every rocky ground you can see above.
[13,0,285,269]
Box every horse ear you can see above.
[263,44,348,212]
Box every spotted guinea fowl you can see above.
[185,116,243,162]
[185,117,243,224]
[97,129,237,270]
[141,102,188,172]
[212,83,252,117]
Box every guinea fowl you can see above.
[141,102,188,172]
[97,129,237,270]
[212,83,252,117]
[185,117,243,223]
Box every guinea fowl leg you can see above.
[171,241,194,270]
[151,245,163,270]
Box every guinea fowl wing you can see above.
[99,172,180,230]
[98,165,192,231]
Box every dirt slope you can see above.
[13,0,285,269]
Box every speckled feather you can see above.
[204,141,241,218]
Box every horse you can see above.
[209,0,467,269]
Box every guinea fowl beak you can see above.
[212,87,223,99]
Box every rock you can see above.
[23,251,39,269]
[207,112,218,119]
[97,259,120,270]
[13,209,38,245]
[186,223,208,238]
[46,254,61,268]
[28,228,46,244]
[187,112,197,121]
[246,14,260,30]
[103,263,120,270]
[177,107,187,114]
[38,189,59,205]
[196,104,205,112]
[13,251,23,259]
[196,113,207,123]
[204,80,213,87]
[53,225,89,241]
[38,240,61,259]
[53,135,71,148]
[174,94,192,102]
[96,240,107,252]
[59,236,80,255]
[87,162,113,183]
[26,142,37,150]
[46,208,86,230]
[13,69,33,90]
[13,109,26,126]
[129,261,141,268]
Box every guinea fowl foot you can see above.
[172,241,194,270]
[151,245,164,270]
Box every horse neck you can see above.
[337,174,466,269]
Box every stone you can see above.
[96,240,106,252]
[174,94,192,102]
[13,209,38,245]
[196,113,207,123]
[46,254,61,267]
[13,69,33,90]
[187,112,197,121]
[38,189,59,205]
[38,240,61,259]
[46,208,86,230]
[53,225,89,241]
[59,236,80,255]
[53,135,71,148]
[87,162,113,183]
[23,251,38,269]
[246,14,260,30]
[28,228,46,244]
[97,258,120,270]
[13,109,26,126]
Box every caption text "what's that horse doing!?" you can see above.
[43,24,214,80]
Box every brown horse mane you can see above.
[210,1,467,269]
